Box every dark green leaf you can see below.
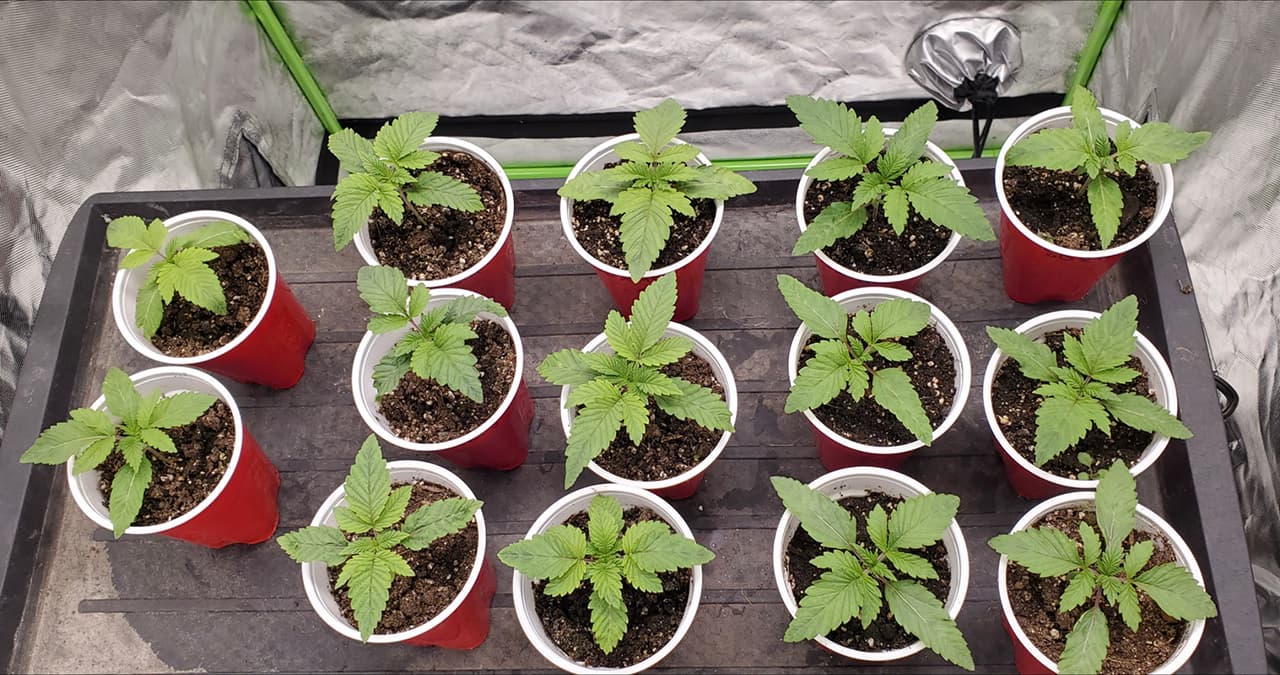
[793,201,868,255]
[1058,606,1109,675]
[770,476,858,551]
[887,492,959,550]
[651,377,733,432]
[872,367,933,445]
[357,265,410,317]
[372,111,439,164]
[1102,393,1193,439]
[868,298,931,342]
[277,525,350,566]
[402,497,482,550]
[776,275,847,340]
[634,99,686,152]
[338,435,393,534]
[1034,395,1109,465]
[786,95,862,157]
[1134,563,1218,621]
[1006,127,1091,171]
[499,524,588,580]
[406,172,483,212]
[629,273,677,351]
[785,346,850,413]
[903,175,995,241]
[878,102,937,180]
[990,527,1083,576]
[108,455,152,538]
[332,173,396,251]
[884,579,974,670]
[588,494,624,554]
[20,418,111,466]
[1095,460,1137,549]
[987,327,1059,382]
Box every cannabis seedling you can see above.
[772,476,973,669]
[1005,86,1209,248]
[990,461,1216,674]
[986,295,1191,471]
[21,367,216,537]
[786,96,994,256]
[358,265,507,402]
[106,215,252,339]
[538,274,733,488]
[329,112,483,252]
[499,494,713,654]
[778,275,936,445]
[277,435,482,641]
[558,99,756,280]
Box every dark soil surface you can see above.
[535,506,691,667]
[786,492,951,652]
[993,328,1155,479]
[1003,161,1158,251]
[150,242,267,357]
[378,320,517,443]
[801,324,957,446]
[369,150,506,281]
[593,353,726,481]
[803,157,952,276]
[1006,507,1185,674]
[98,400,233,525]
[328,481,479,634]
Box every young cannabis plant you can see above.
[990,461,1217,674]
[20,367,216,537]
[558,99,756,280]
[778,275,935,445]
[358,265,507,402]
[107,216,252,339]
[772,476,973,669]
[498,494,714,654]
[1005,86,1209,248]
[986,295,1191,468]
[277,434,482,641]
[329,112,483,252]
[538,274,733,488]
[786,96,994,256]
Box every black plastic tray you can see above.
[0,161,1265,672]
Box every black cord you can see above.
[1215,373,1239,418]
[954,73,1001,158]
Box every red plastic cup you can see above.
[995,107,1176,304]
[354,136,517,310]
[560,133,724,322]
[982,310,1180,499]
[112,210,316,389]
[997,493,1209,673]
[302,460,495,648]
[795,133,966,296]
[788,287,971,471]
[352,288,532,471]
[67,367,280,547]
[562,323,737,500]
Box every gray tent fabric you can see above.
[0,1,322,438]
[1093,2,1280,668]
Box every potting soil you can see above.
[1003,161,1157,251]
[150,242,268,357]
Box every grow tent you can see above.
[0,0,1276,671]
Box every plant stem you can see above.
[398,187,433,231]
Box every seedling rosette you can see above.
[559,99,757,320]
[992,462,1216,674]
[995,86,1211,302]
[780,275,971,469]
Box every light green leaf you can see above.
[1071,87,1111,156]
[558,170,635,202]
[614,186,678,280]
[372,111,439,164]
[149,391,215,428]
[341,548,411,642]
[618,390,649,446]
[1079,521,1102,566]
[1134,562,1218,621]
[1110,578,1142,632]
[1079,295,1139,375]
[776,275,847,340]
[367,314,409,334]
[785,346,849,414]
[1103,393,1192,439]
[371,351,412,397]
[879,102,938,180]
[1087,174,1124,248]
[872,367,933,445]
[1117,122,1210,164]
[412,322,483,402]
[68,407,114,437]
[784,550,879,642]
[621,555,663,593]
[154,248,226,314]
[872,341,911,362]
[332,173,396,251]
[866,504,889,551]
[20,418,111,466]
[786,95,862,157]
[366,484,411,533]
[1095,460,1137,550]
[565,392,626,488]
[988,326,1060,383]
[1059,570,1098,612]
[545,561,588,596]
[106,216,160,258]
[357,265,409,316]
[851,172,888,208]
[793,201,868,255]
[651,377,733,432]
[670,163,756,200]
[405,171,483,212]
[1034,395,1109,465]
[629,273,677,351]
[136,279,164,339]
[401,497,482,550]
[620,520,713,572]
[637,336,692,367]
[868,298,931,342]
[883,185,910,234]
[1125,540,1154,578]
[886,550,939,580]
[538,349,605,386]
[440,294,506,323]
[1007,127,1092,171]
[887,492,959,550]
[138,428,176,454]
[168,221,251,252]
[328,127,379,172]
[118,436,146,470]
[1058,606,1109,675]
[339,435,393,534]
[903,174,996,241]
[634,98,686,152]
[612,140,654,163]
[655,142,701,164]
[770,476,858,551]
[900,160,955,190]
[587,559,628,654]
[990,527,1084,576]
[854,116,886,166]
[884,579,974,670]
[586,494,625,555]
[805,156,866,181]
[604,310,645,362]
[73,437,117,474]
[277,525,350,565]
[101,368,141,422]
[108,455,152,538]
[499,524,588,580]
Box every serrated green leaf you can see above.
[904,175,996,241]
[621,520,713,572]
[1062,334,1090,375]
[1103,392,1192,439]
[987,327,1059,382]
[371,351,412,397]
[868,298,931,342]
[587,559,628,653]
[99,368,139,423]
[118,435,145,470]
[1007,127,1092,171]
[1034,395,1108,465]
[618,390,649,446]
[805,156,866,181]
[1071,87,1111,156]
[499,523,589,580]
[614,186,680,280]
[328,127,379,172]
[357,265,410,316]
[340,435,393,534]
[373,111,439,165]
[651,377,733,432]
[1091,366,1139,384]
[770,476,858,551]
[405,171,483,212]
[1098,576,1142,631]
[629,273,676,351]
[884,579,974,670]
[134,389,163,429]
[866,504,888,551]
[136,280,164,339]
[1095,460,1137,549]
[634,98,686,152]
[538,349,604,386]
[108,455,152,537]
[900,160,955,190]
[784,550,879,642]
[786,95,862,157]
[655,142,701,164]
[621,555,663,593]
[1125,540,1154,578]
[883,185,910,234]
[785,346,849,414]
[851,172,888,208]
[332,173,396,251]
[669,163,756,200]
[1079,522,1102,566]
[367,314,408,334]
[603,310,644,362]
[1087,174,1124,248]
[1058,607,1109,675]
[879,103,938,180]
[793,201,868,255]
[440,294,506,323]
[584,494,624,555]
[1134,562,1218,621]
[365,484,411,533]
[776,275,847,339]
[412,322,483,402]
[612,140,654,163]
[565,391,626,488]
[169,221,251,252]
[20,418,111,466]
[138,428,176,454]
[558,170,636,202]
[1060,570,1098,612]
[886,492,958,550]
[637,336,692,367]
[872,367,933,445]
[277,525,350,566]
[990,527,1083,576]
[153,248,227,314]
[406,284,431,319]
[401,496,482,550]
[1097,548,1125,576]
[343,548,411,642]
[855,116,886,166]
[1117,122,1210,165]
[73,437,117,474]
[1078,295,1139,375]
[886,550,939,580]
[106,216,160,258]
[873,341,912,362]
[545,561,588,596]
[149,391,215,428]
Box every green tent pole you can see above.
[1065,0,1125,103]
[244,0,341,134]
